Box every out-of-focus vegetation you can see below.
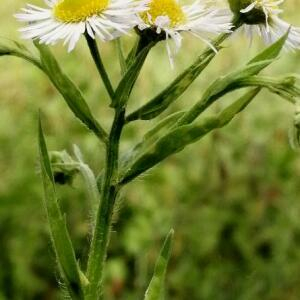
[1,1,300,299]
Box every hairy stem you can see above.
[85,108,125,300]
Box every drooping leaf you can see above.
[121,89,261,184]
[144,229,174,300]
[232,75,300,103]
[34,42,107,143]
[38,116,84,299]
[0,41,43,70]
[73,145,100,223]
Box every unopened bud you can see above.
[50,150,79,185]
[228,0,267,25]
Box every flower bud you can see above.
[228,0,266,25]
[50,150,79,185]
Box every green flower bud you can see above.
[228,0,267,25]
[50,150,79,185]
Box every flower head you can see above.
[138,0,233,67]
[15,0,149,52]
[240,0,300,50]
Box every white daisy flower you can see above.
[137,0,233,67]
[15,0,149,52]
[240,0,300,50]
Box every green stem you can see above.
[85,34,115,101]
[85,108,125,300]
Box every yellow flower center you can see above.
[54,0,109,23]
[141,0,186,28]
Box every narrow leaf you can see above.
[73,145,100,223]
[121,111,185,171]
[232,75,300,103]
[176,60,273,126]
[144,229,174,300]
[126,50,216,121]
[0,41,43,70]
[126,31,287,122]
[35,42,107,143]
[126,36,140,68]
[248,30,288,64]
[126,33,231,122]
[38,116,84,299]
[115,38,127,76]
[112,41,155,108]
[121,89,261,184]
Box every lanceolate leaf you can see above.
[230,75,300,103]
[176,59,275,126]
[38,116,84,299]
[112,41,155,109]
[248,30,289,64]
[121,111,185,171]
[144,229,174,300]
[0,42,42,70]
[120,89,261,184]
[126,31,237,123]
[115,38,127,76]
[126,50,216,121]
[34,42,107,143]
[126,31,288,122]
[176,33,289,127]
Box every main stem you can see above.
[85,108,125,300]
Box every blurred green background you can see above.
[1,0,300,299]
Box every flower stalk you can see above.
[85,33,115,102]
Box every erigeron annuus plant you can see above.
[1,0,300,299]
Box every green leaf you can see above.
[34,42,107,143]
[126,33,233,122]
[289,101,300,149]
[115,38,127,76]
[121,111,185,171]
[38,116,84,299]
[120,89,260,184]
[232,75,300,103]
[126,50,216,121]
[0,41,43,70]
[73,145,100,224]
[126,31,287,123]
[248,30,289,64]
[144,229,174,300]
[112,41,155,108]
[125,36,140,68]
[176,60,273,126]
[176,33,290,126]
